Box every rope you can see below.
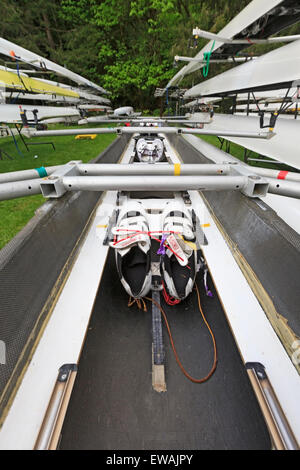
[202,40,215,78]
[112,229,186,263]
[15,57,29,92]
[9,127,24,158]
[129,282,218,384]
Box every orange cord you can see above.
[128,296,147,312]
[139,283,217,384]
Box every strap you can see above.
[110,233,149,250]
[119,214,147,226]
[164,216,194,238]
[164,216,193,227]
[113,215,149,235]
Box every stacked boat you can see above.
[0,38,111,126]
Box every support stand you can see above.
[15,124,56,152]
[14,124,29,152]
[0,149,14,160]
[151,244,166,393]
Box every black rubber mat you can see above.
[60,249,270,450]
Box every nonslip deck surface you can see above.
[60,249,270,450]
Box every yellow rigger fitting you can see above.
[174,163,181,176]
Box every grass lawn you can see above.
[199,135,247,161]
[0,124,116,249]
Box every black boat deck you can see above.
[60,250,270,450]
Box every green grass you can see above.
[199,135,248,161]
[0,124,116,249]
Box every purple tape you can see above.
[157,234,168,256]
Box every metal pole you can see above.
[175,56,256,63]
[34,364,77,450]
[179,128,274,140]
[247,158,290,165]
[246,363,298,451]
[2,170,300,201]
[28,127,117,137]
[27,127,274,140]
[61,175,248,192]
[0,178,42,201]
[77,163,231,176]
[85,119,189,124]
[253,167,300,183]
[0,166,60,184]
[266,178,300,199]
[120,127,274,139]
